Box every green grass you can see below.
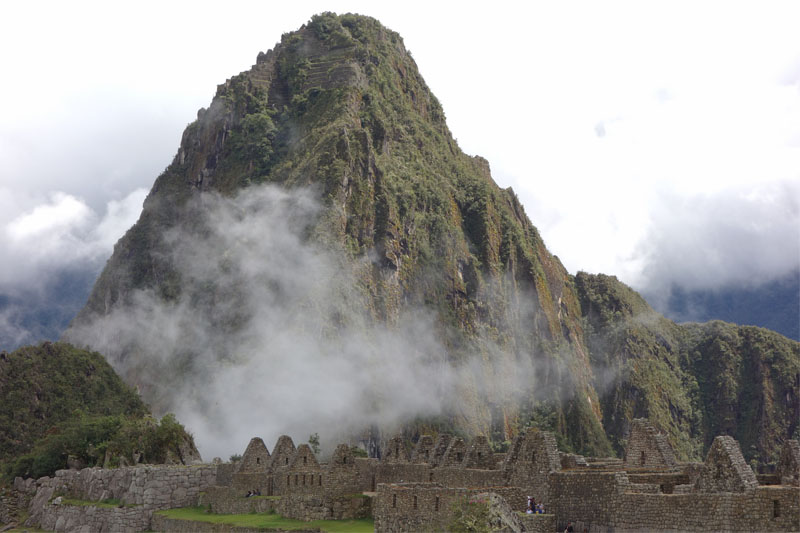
[157,507,374,532]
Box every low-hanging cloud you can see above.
[0,188,147,350]
[633,180,800,301]
[66,185,552,460]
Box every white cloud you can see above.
[0,189,146,288]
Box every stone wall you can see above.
[624,418,677,468]
[23,464,218,530]
[375,463,430,485]
[549,470,800,532]
[277,493,372,521]
[611,486,799,532]
[694,436,758,492]
[549,470,630,528]
[37,502,152,533]
[373,483,524,533]
[776,438,799,486]
[519,512,556,533]
[237,437,270,473]
[430,467,505,488]
[199,486,277,514]
[230,472,271,493]
[507,428,561,508]
[0,487,29,526]
[215,462,237,487]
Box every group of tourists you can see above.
[244,489,262,497]
[525,496,544,514]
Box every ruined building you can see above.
[3,419,799,532]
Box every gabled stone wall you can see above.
[507,428,561,507]
[431,434,452,466]
[463,436,494,469]
[382,436,410,463]
[694,436,758,492]
[410,435,434,464]
[624,418,677,468]
[237,437,271,474]
[440,437,466,467]
[777,438,799,486]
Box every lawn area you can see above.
[157,507,374,533]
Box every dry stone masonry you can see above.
[4,419,799,532]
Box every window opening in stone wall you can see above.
[477,452,482,459]
[429,472,434,481]
[287,475,290,485]
[395,445,400,456]
[640,451,646,466]
[413,495,417,509]
[256,457,260,464]
[393,494,397,508]
[457,452,463,462]
[319,475,322,486]
[343,456,347,464]
[773,499,780,518]
[304,456,307,465]
[286,457,289,465]
[295,474,298,485]
[435,496,440,511]
[302,474,306,485]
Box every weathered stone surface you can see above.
[410,435,434,464]
[776,438,799,486]
[624,418,678,468]
[695,436,758,492]
[236,437,270,474]
[382,436,410,464]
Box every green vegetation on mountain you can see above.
[0,342,198,482]
[66,13,799,465]
[576,272,800,466]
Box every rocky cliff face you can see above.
[65,13,798,465]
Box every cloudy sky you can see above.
[1,1,798,345]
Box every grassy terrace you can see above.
[156,507,374,532]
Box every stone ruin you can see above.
[3,419,799,533]
[694,435,759,492]
[236,437,270,473]
[777,438,800,486]
[624,417,677,468]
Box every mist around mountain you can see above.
[51,12,800,467]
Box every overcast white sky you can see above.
[1,0,798,301]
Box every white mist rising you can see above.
[67,185,549,460]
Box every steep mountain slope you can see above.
[65,13,799,464]
[0,342,200,481]
[577,273,800,466]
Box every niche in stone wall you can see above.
[773,500,780,518]
[393,494,397,508]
